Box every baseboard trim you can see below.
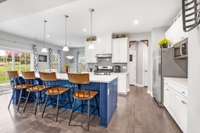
[135,84,144,87]
[118,91,128,96]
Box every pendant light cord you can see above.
[65,15,69,46]
[43,19,47,48]
[89,8,94,36]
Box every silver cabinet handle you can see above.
[182,91,185,94]
[181,100,187,104]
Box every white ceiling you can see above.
[0,0,181,47]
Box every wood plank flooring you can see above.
[0,86,182,133]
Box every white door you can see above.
[128,43,137,85]
[142,42,148,87]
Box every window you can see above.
[0,50,12,84]
[0,49,31,85]
[51,53,59,72]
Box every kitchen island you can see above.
[12,73,118,127]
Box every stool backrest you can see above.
[68,73,90,85]
[7,71,19,80]
[39,72,57,81]
[22,71,36,80]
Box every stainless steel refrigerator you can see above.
[152,47,188,105]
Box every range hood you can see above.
[96,54,112,58]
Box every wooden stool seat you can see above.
[27,85,46,92]
[47,87,69,96]
[74,90,98,100]
[16,84,33,90]
[40,72,72,122]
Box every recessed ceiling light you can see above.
[133,19,139,25]
[82,28,87,33]
[46,34,50,38]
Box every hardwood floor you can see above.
[0,86,182,133]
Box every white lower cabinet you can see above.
[113,73,129,95]
[174,92,187,133]
[164,80,187,133]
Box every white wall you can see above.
[0,31,64,72]
[187,26,200,133]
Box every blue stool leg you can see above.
[23,91,31,113]
[87,100,90,131]
[34,92,39,115]
[56,95,60,122]
[68,98,76,126]
[17,89,23,112]
[42,95,48,118]
[8,90,15,109]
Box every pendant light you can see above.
[87,8,96,49]
[63,15,69,52]
[41,19,48,53]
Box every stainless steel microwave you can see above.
[173,38,188,59]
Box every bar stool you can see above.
[40,72,71,122]
[68,73,99,131]
[7,71,33,111]
[22,71,46,115]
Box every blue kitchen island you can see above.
[12,73,118,128]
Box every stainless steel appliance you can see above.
[94,66,112,75]
[153,43,188,105]
[96,54,112,58]
[173,39,188,59]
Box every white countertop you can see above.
[49,73,118,83]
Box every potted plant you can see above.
[159,38,171,48]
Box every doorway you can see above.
[128,40,149,87]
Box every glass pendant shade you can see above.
[63,15,70,52]
[88,44,95,49]
[66,55,74,60]
[87,8,97,50]
[63,45,69,51]
[41,47,48,53]
[41,19,48,53]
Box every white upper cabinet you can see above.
[165,15,188,45]
[96,33,112,54]
[112,38,128,63]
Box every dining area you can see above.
[6,71,118,131]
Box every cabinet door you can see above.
[164,83,170,109]
[174,92,187,133]
[112,39,120,62]
[112,38,128,63]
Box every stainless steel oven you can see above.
[173,38,188,59]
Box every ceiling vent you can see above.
[0,0,7,4]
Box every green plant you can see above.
[159,38,171,48]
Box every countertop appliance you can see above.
[173,38,188,59]
[152,45,188,106]
[113,65,121,73]
[94,66,112,75]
